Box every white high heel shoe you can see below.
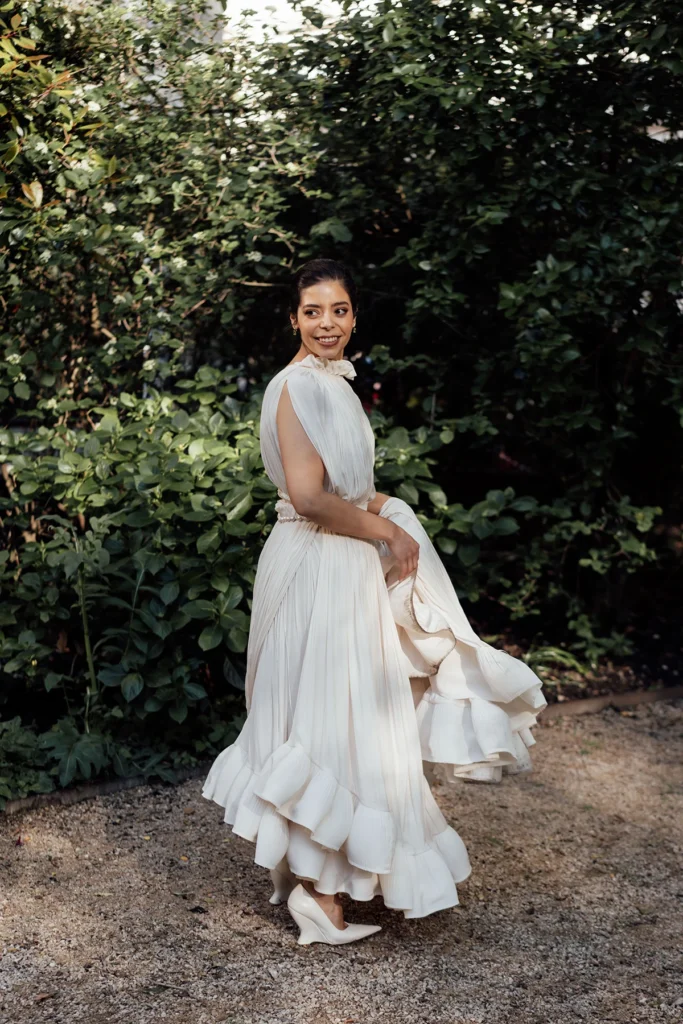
[269,861,296,905]
[286,883,382,946]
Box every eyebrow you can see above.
[302,301,349,309]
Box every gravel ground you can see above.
[1,699,682,1024]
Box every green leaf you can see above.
[226,627,248,653]
[457,543,480,567]
[121,673,144,701]
[436,536,457,555]
[310,217,352,243]
[397,483,418,505]
[225,493,252,521]
[210,575,230,593]
[159,582,180,605]
[169,703,188,724]
[197,527,221,554]
[492,517,520,536]
[181,599,215,619]
[427,488,448,508]
[99,666,126,687]
[183,681,208,700]
[198,624,222,651]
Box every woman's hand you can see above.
[387,523,420,582]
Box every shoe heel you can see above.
[269,864,295,905]
[288,906,326,945]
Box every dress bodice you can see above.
[259,354,376,511]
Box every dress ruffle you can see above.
[379,497,548,785]
[202,738,472,918]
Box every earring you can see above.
[353,323,357,333]
[292,326,298,334]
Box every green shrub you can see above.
[1,0,679,803]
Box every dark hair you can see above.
[288,258,358,316]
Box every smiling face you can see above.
[289,278,356,361]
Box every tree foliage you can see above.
[1,0,681,803]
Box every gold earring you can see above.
[292,326,297,334]
[353,323,357,333]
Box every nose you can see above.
[319,310,333,329]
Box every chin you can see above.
[311,341,346,358]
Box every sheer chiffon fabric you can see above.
[202,353,547,919]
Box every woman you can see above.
[202,258,547,945]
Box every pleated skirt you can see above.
[202,523,473,919]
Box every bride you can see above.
[202,258,547,945]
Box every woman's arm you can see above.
[276,383,419,580]
[367,492,391,515]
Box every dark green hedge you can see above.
[1,0,681,804]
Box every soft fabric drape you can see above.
[202,353,546,919]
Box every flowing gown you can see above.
[202,352,547,919]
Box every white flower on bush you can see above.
[133,173,146,185]
[39,250,52,263]
[34,140,49,155]
[156,311,171,321]
[206,270,218,281]
[132,231,145,243]
[113,294,128,305]
[246,251,263,262]
[217,176,231,187]
[44,397,59,410]
[87,101,102,113]
[143,359,157,372]
[171,256,187,270]
[103,201,117,214]
[72,158,92,171]
[6,353,21,364]
[104,342,117,355]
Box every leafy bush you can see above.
[0,367,264,804]
[1,0,680,803]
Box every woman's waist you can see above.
[275,488,370,523]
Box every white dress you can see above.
[202,352,547,919]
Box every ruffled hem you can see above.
[416,686,546,784]
[201,739,472,919]
[377,497,548,786]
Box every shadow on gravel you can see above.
[1,701,681,1024]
